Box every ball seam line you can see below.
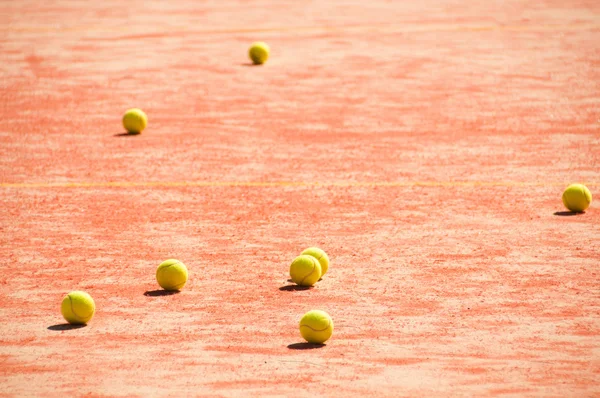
[582,185,591,205]
[300,320,331,332]
[299,257,318,285]
[68,294,93,321]
[158,260,182,271]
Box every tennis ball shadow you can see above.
[279,285,313,292]
[144,289,180,297]
[240,63,262,67]
[287,342,326,350]
[553,211,583,216]
[47,323,87,331]
[114,132,141,137]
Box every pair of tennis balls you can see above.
[59,286,335,345]
[120,44,269,134]
[289,247,330,287]
[60,260,188,325]
[562,183,592,213]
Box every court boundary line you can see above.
[0,181,596,189]
[4,22,598,36]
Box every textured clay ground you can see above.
[0,0,599,397]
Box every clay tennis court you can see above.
[1,0,599,396]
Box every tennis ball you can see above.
[122,108,148,134]
[301,247,329,276]
[248,42,270,65]
[156,259,188,291]
[290,255,321,286]
[299,310,334,344]
[562,183,592,212]
[61,291,95,325]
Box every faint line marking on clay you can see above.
[0,181,597,189]
[4,23,598,37]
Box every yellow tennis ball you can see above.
[156,259,188,291]
[248,42,270,65]
[562,183,592,212]
[122,108,148,134]
[61,291,95,325]
[289,255,321,286]
[301,247,329,276]
[299,310,334,344]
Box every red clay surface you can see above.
[1,1,599,396]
